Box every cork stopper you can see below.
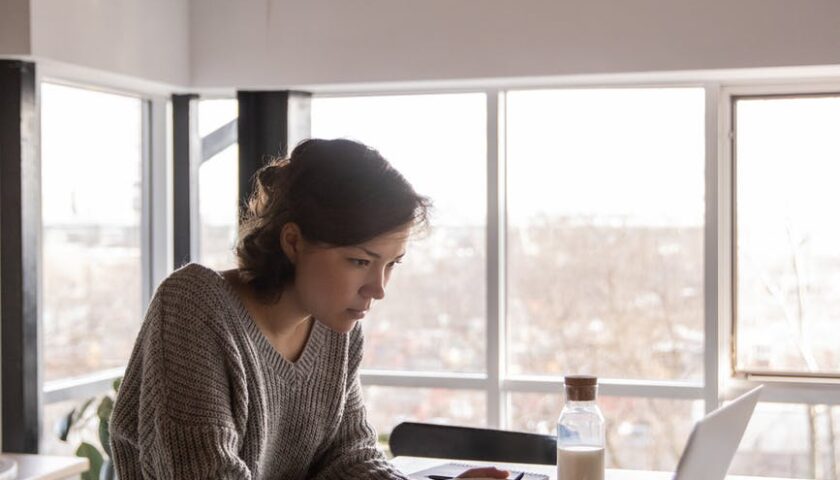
[564,375,598,401]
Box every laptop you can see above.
[673,385,764,480]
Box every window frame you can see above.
[720,82,840,406]
[338,85,719,427]
[195,97,238,268]
[317,81,840,432]
[36,75,840,437]
[37,71,170,406]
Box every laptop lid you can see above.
[673,385,763,480]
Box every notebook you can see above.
[409,462,549,480]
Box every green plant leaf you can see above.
[112,377,122,394]
[97,396,114,423]
[76,441,103,480]
[99,419,111,458]
[56,407,75,442]
[72,397,96,427]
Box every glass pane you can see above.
[199,144,239,271]
[198,99,239,271]
[41,83,143,382]
[506,88,705,381]
[735,96,840,376]
[363,386,486,454]
[312,94,487,373]
[198,98,238,137]
[730,402,840,479]
[509,393,700,472]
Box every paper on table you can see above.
[409,462,549,480]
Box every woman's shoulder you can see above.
[149,263,240,331]
[155,263,227,300]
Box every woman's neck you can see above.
[222,269,313,360]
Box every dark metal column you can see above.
[172,94,200,269]
[0,60,40,453]
[236,91,311,211]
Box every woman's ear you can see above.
[280,223,303,264]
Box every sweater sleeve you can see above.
[110,283,252,480]
[310,326,410,480]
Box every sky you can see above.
[41,83,142,227]
[42,85,840,262]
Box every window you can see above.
[311,93,488,373]
[40,82,147,454]
[364,386,487,451]
[506,88,706,381]
[729,402,837,478]
[312,85,840,476]
[309,89,708,470]
[734,94,840,378]
[41,83,145,383]
[26,79,840,473]
[197,99,239,271]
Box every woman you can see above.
[110,139,509,479]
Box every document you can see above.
[409,462,549,480]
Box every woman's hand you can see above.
[455,466,510,478]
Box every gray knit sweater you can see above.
[110,263,409,479]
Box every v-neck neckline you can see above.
[207,265,327,385]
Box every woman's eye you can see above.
[386,260,403,269]
[349,258,370,267]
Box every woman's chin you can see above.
[322,317,359,334]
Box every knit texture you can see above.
[110,263,409,479]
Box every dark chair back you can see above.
[388,422,556,465]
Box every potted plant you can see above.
[56,378,120,480]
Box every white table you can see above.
[392,456,801,480]
[0,453,88,480]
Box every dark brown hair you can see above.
[235,138,430,300]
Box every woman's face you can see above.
[290,227,410,333]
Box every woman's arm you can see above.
[307,325,511,480]
[309,326,408,480]
[110,287,252,480]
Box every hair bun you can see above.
[250,158,292,215]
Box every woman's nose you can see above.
[361,272,386,300]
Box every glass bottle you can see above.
[557,375,605,480]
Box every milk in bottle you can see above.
[556,375,605,480]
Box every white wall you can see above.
[0,0,31,55]
[190,0,840,88]
[5,1,840,90]
[30,0,190,86]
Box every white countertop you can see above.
[392,456,804,480]
[0,453,88,480]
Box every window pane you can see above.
[509,393,700,472]
[735,96,840,376]
[312,94,487,373]
[198,99,239,271]
[363,385,486,454]
[197,98,238,137]
[41,83,143,382]
[506,88,705,381]
[730,402,839,479]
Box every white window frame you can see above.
[338,81,840,428]
[349,84,717,427]
[719,82,840,407]
[40,73,840,424]
[38,66,173,405]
